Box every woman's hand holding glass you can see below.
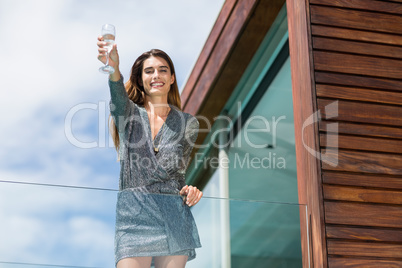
[97,35,120,80]
[97,39,120,79]
[180,185,203,207]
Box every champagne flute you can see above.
[99,24,116,74]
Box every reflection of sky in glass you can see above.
[189,56,303,266]
[0,0,225,266]
[191,154,303,267]
[228,57,298,204]
[189,173,305,267]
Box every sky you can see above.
[0,0,224,267]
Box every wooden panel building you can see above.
[182,0,402,266]
[288,0,402,267]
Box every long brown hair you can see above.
[109,49,182,152]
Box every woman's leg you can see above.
[116,257,152,268]
[154,255,188,268]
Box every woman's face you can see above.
[141,56,175,98]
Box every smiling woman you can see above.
[0,0,226,266]
[97,38,203,268]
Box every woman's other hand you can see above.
[180,185,203,207]
[97,35,120,80]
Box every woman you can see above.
[97,36,203,268]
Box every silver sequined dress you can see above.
[108,77,201,266]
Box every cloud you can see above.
[0,0,224,125]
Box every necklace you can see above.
[153,122,165,154]
[148,107,170,155]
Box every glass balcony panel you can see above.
[189,197,306,268]
[0,182,306,268]
[0,182,116,268]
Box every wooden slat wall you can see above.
[309,0,402,266]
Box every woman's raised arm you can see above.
[97,36,132,134]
